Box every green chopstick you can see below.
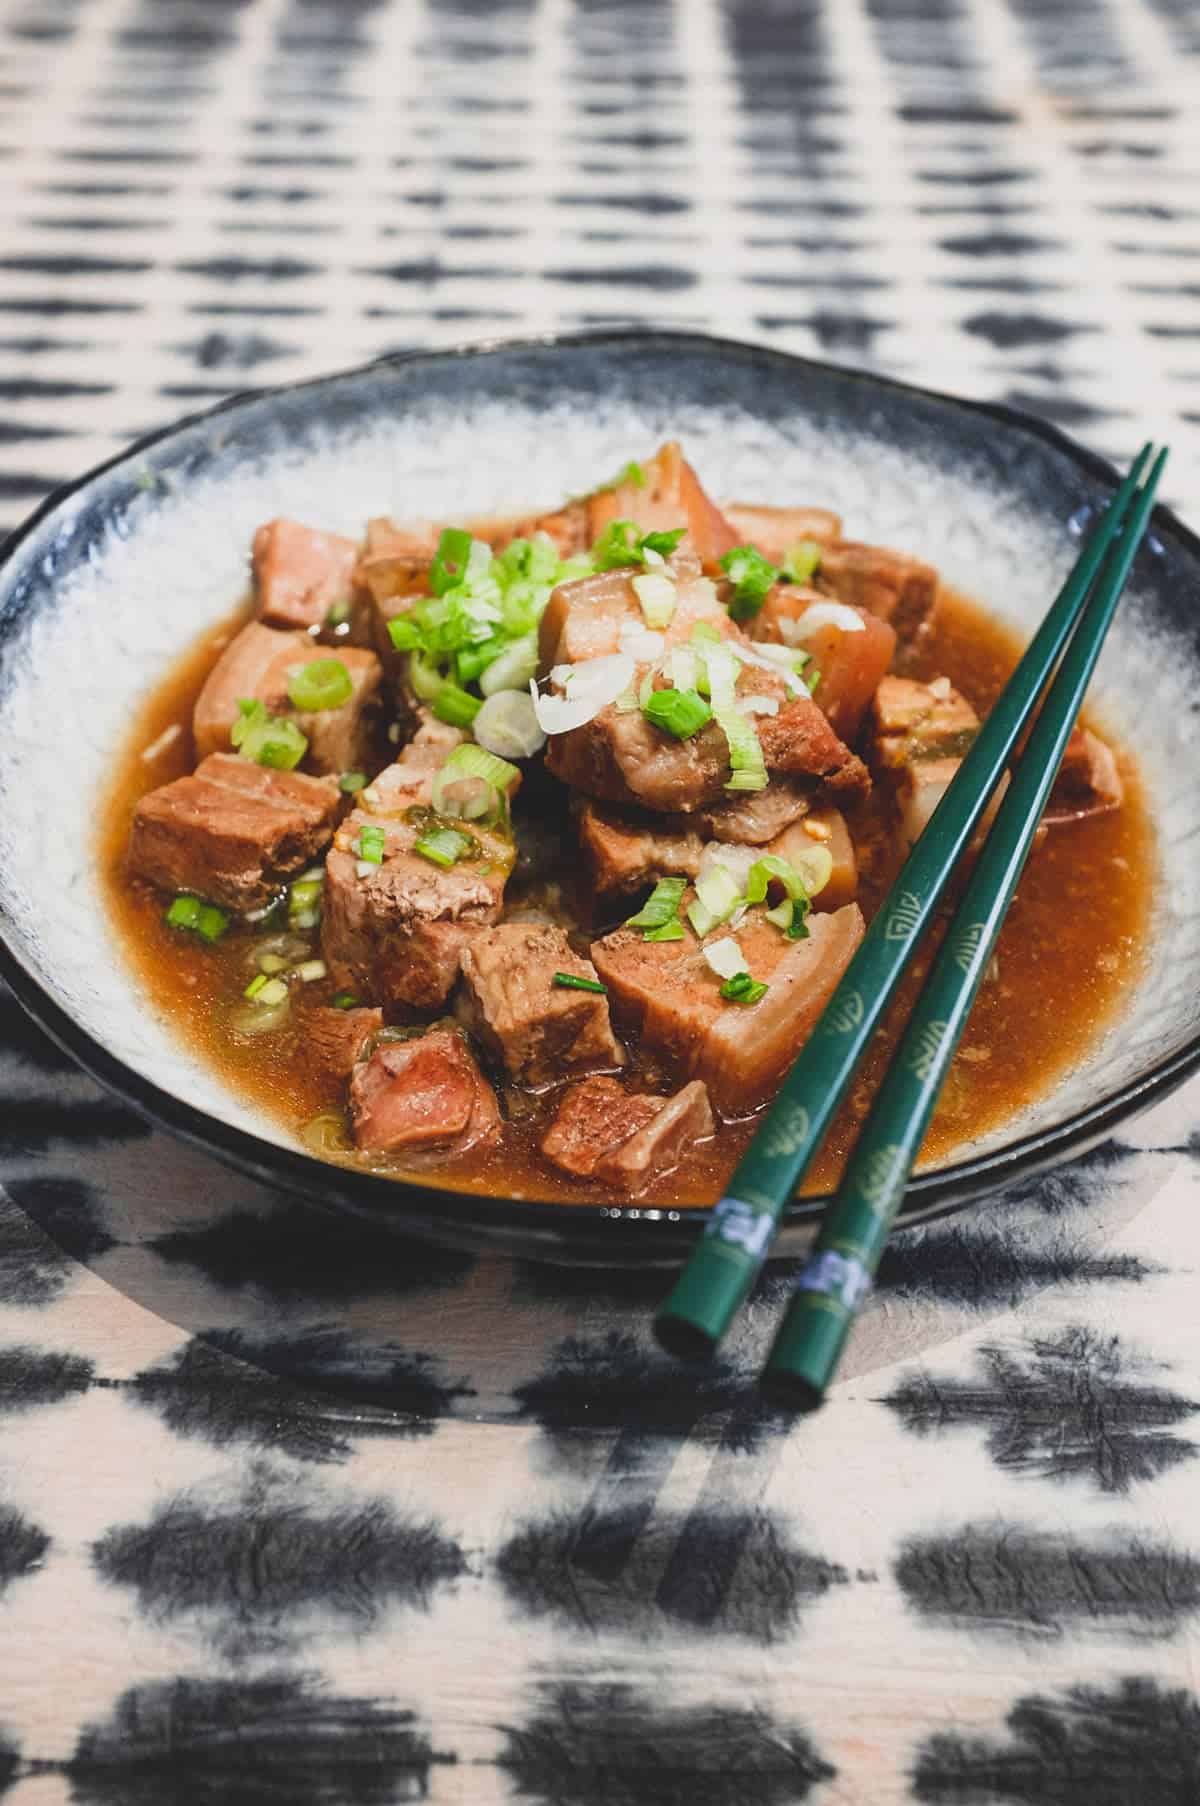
[654,443,1155,1363]
[764,445,1167,1405]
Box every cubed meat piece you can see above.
[128,752,339,911]
[870,676,982,850]
[816,541,938,642]
[871,674,980,768]
[540,1076,664,1177]
[753,590,897,743]
[545,663,869,815]
[305,1005,384,1088]
[322,800,515,1010]
[510,500,590,557]
[457,923,623,1088]
[695,776,815,844]
[358,714,470,814]
[193,621,384,777]
[591,902,865,1116]
[541,1075,714,1193]
[595,1080,715,1195]
[721,503,842,563]
[349,1028,500,1156]
[576,800,856,912]
[537,558,733,672]
[1046,726,1123,825]
[252,518,359,632]
[586,442,740,568]
[354,517,438,607]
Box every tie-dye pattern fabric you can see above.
[1,2,1200,1801]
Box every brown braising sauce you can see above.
[100,587,1154,1206]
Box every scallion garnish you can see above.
[782,539,823,585]
[254,976,289,1007]
[287,658,353,712]
[429,526,475,597]
[640,527,686,558]
[720,544,780,621]
[413,825,473,868]
[552,972,608,995]
[339,771,367,794]
[431,682,482,728]
[231,698,308,770]
[165,894,229,941]
[355,824,386,865]
[387,615,422,652]
[720,972,769,1005]
[244,973,268,1000]
[332,991,360,1010]
[324,599,352,628]
[625,875,688,938]
[687,865,742,938]
[592,519,688,572]
[715,706,768,792]
[642,686,712,740]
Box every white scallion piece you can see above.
[473,689,546,759]
[702,936,749,981]
[617,620,666,663]
[739,693,779,716]
[786,601,865,640]
[296,959,327,983]
[631,571,678,629]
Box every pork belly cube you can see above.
[540,1076,664,1177]
[586,441,740,568]
[541,1075,714,1193]
[591,902,865,1116]
[1046,726,1123,824]
[753,589,897,743]
[349,1027,500,1156]
[721,503,842,563]
[537,557,734,671]
[816,541,938,642]
[252,518,359,632]
[545,662,869,816]
[128,752,339,911]
[354,516,438,607]
[595,1080,715,1194]
[871,674,980,768]
[305,1005,384,1089]
[457,923,623,1088]
[695,776,815,844]
[576,799,856,912]
[193,621,384,776]
[322,801,514,1010]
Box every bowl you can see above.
[1,330,1198,1264]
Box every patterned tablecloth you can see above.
[2,1,1200,1801]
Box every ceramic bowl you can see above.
[1,331,1198,1262]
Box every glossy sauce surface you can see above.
[100,588,1154,1205]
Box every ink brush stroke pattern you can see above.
[1,0,1200,1801]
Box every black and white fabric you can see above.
[2,1,1200,1800]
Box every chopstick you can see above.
[762,444,1167,1406]
[654,443,1161,1365]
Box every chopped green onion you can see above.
[257,952,288,974]
[429,526,475,596]
[455,636,507,686]
[625,875,688,933]
[324,599,352,628]
[720,544,780,621]
[387,615,423,652]
[552,972,608,995]
[255,976,290,1007]
[642,686,712,740]
[715,707,768,792]
[782,539,824,585]
[690,621,723,645]
[641,527,686,558]
[591,518,643,569]
[696,641,740,708]
[599,459,646,492]
[196,905,229,943]
[687,865,742,938]
[244,973,268,1000]
[478,632,539,697]
[431,683,481,728]
[231,698,308,770]
[408,650,444,702]
[644,919,686,942]
[355,824,386,865]
[473,689,545,760]
[165,894,202,930]
[432,742,518,820]
[339,771,367,794]
[332,991,360,1010]
[631,570,678,629]
[720,972,769,1005]
[702,936,749,981]
[296,959,327,982]
[414,825,474,868]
